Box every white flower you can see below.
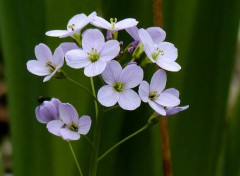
[46,12,96,38]
[138,69,180,115]
[47,103,91,141]
[97,60,143,110]
[65,29,120,77]
[139,28,181,72]
[26,43,64,82]
[91,16,138,32]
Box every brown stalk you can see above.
[153,0,172,176]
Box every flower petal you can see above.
[162,88,179,98]
[138,29,155,60]
[67,14,89,31]
[84,60,106,77]
[82,29,105,52]
[59,103,79,124]
[45,30,69,37]
[118,89,141,110]
[91,16,111,30]
[97,85,119,107]
[155,93,180,107]
[53,46,64,68]
[115,18,138,31]
[148,101,166,116]
[166,105,189,116]
[138,81,150,103]
[27,60,50,76]
[156,59,181,72]
[126,26,139,41]
[60,128,80,141]
[146,27,166,44]
[119,64,143,89]
[35,43,52,62]
[59,42,79,54]
[35,100,60,123]
[78,116,92,135]
[101,60,122,85]
[100,40,120,61]
[88,11,97,22]
[150,69,166,93]
[65,49,90,69]
[47,120,64,136]
[158,42,178,61]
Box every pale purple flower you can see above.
[35,98,61,123]
[47,103,91,140]
[163,88,189,116]
[138,69,180,116]
[27,43,64,82]
[126,26,166,46]
[138,28,181,72]
[97,60,143,110]
[91,16,138,32]
[65,29,120,77]
[46,12,96,38]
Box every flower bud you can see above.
[35,98,61,123]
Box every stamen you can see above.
[113,82,124,92]
[68,24,75,31]
[88,48,100,62]
[149,91,159,101]
[110,18,117,30]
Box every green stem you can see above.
[103,105,120,113]
[83,135,94,150]
[98,124,149,162]
[66,76,97,101]
[90,77,98,119]
[89,77,102,176]
[68,141,84,176]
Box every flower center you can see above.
[88,48,100,62]
[68,123,78,132]
[110,18,117,30]
[149,91,159,101]
[46,62,56,72]
[113,82,124,92]
[152,48,164,60]
[68,24,75,31]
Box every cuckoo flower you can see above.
[47,103,92,140]
[138,69,180,115]
[65,29,120,77]
[97,60,143,110]
[35,98,61,123]
[163,88,189,116]
[139,28,181,72]
[46,12,96,38]
[91,16,138,32]
[27,43,64,82]
[126,26,166,46]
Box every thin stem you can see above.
[90,77,98,119]
[89,77,102,176]
[103,105,120,113]
[83,135,94,149]
[98,124,149,162]
[68,141,84,176]
[66,76,97,101]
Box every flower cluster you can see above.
[27,11,188,140]
[36,97,91,140]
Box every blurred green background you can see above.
[0,0,240,175]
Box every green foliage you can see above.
[0,0,239,175]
